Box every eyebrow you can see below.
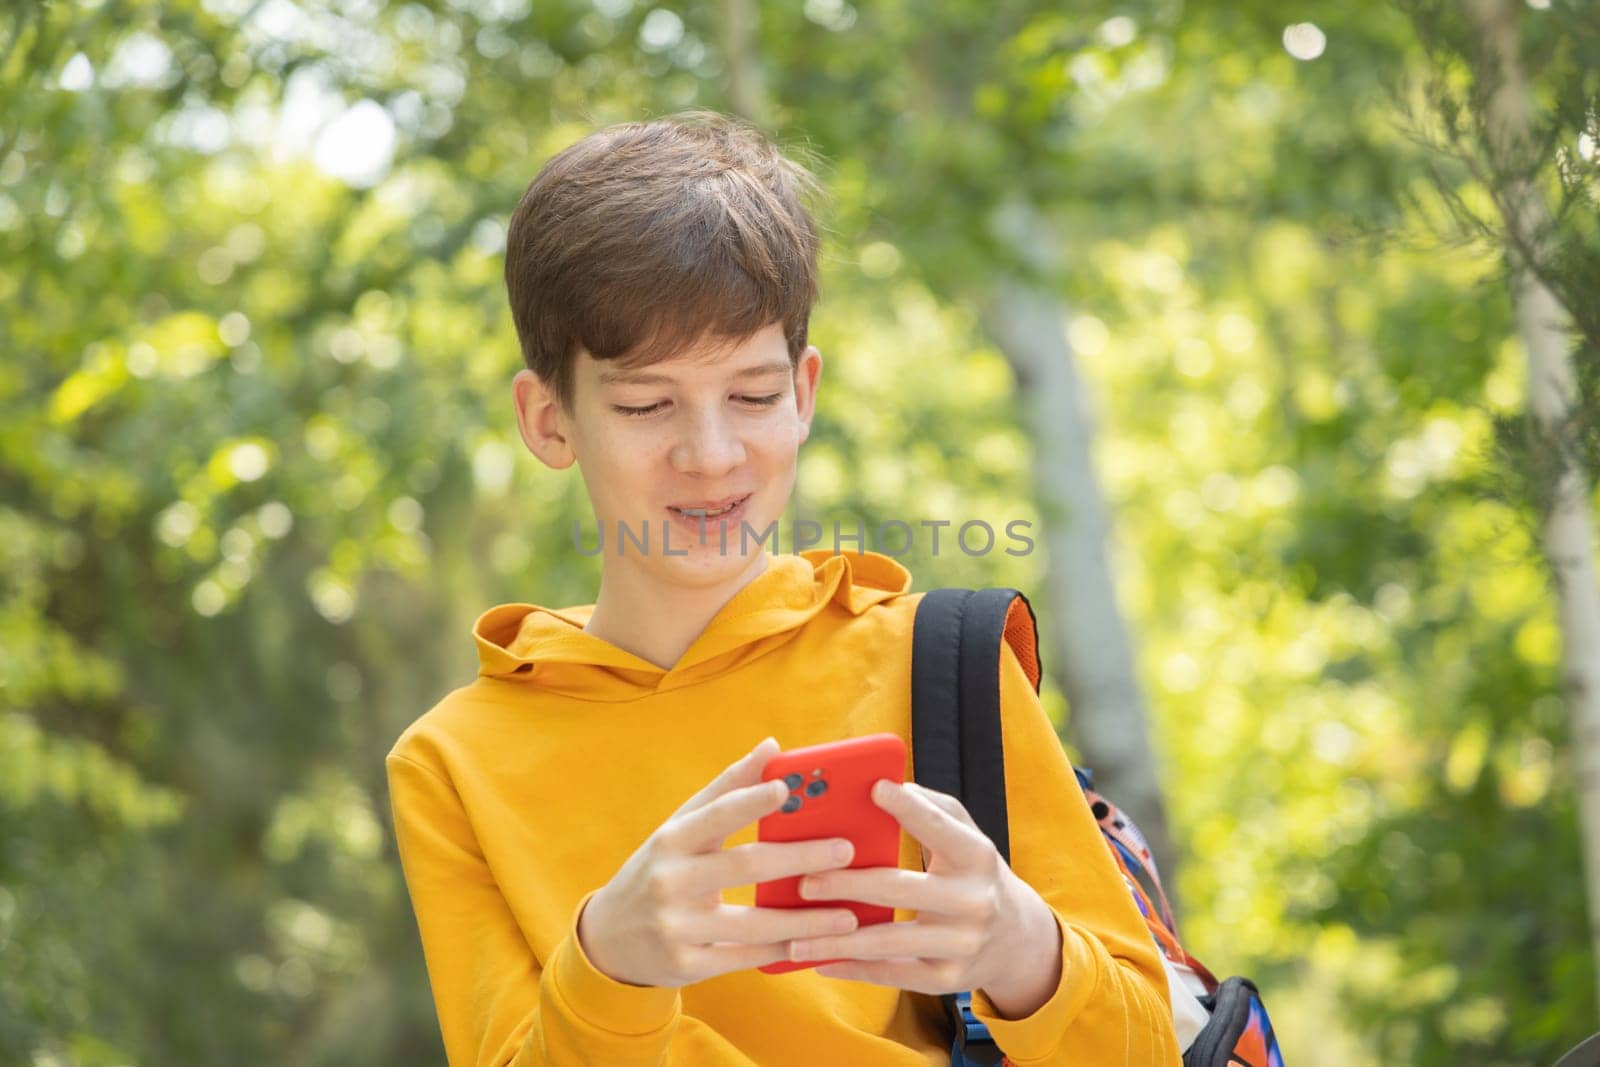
[597,360,793,387]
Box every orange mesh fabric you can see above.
[1001,596,1041,691]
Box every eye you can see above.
[612,394,782,417]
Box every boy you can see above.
[386,110,1181,1066]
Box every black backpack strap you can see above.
[912,586,1040,865]
[911,586,1042,1067]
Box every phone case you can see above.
[755,732,906,975]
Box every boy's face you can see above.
[512,322,821,588]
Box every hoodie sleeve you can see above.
[386,752,682,1066]
[963,641,1182,1066]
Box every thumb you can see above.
[678,736,779,815]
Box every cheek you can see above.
[749,415,804,453]
[577,432,653,489]
[591,422,662,461]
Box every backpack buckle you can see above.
[948,990,1005,1066]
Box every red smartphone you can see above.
[755,732,905,975]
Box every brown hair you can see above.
[504,110,825,413]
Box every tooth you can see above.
[677,501,735,517]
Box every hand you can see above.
[785,780,1064,1018]
[577,737,863,989]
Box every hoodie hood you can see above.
[471,549,913,700]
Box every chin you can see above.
[661,517,770,568]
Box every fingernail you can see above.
[873,781,891,802]
[832,840,853,863]
[754,736,775,754]
[799,877,816,898]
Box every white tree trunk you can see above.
[718,0,770,129]
[1468,0,1600,1015]
[977,222,1178,894]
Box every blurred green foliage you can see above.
[3,0,1597,1063]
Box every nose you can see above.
[669,405,748,475]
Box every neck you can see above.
[582,552,773,671]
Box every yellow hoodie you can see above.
[386,548,1180,1066]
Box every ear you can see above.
[512,369,578,469]
[794,345,822,444]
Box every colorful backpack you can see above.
[911,586,1284,1067]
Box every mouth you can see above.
[666,493,753,526]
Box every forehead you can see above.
[587,324,792,387]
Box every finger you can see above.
[904,782,983,833]
[677,902,859,945]
[872,780,991,866]
[790,918,979,965]
[674,737,780,817]
[901,785,983,870]
[682,837,856,895]
[678,939,804,979]
[814,958,962,995]
[796,866,963,914]
[665,777,790,853]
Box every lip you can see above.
[665,493,753,534]
[667,493,752,512]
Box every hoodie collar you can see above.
[472,549,913,696]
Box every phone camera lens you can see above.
[783,773,803,790]
[781,794,802,813]
[804,779,827,797]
